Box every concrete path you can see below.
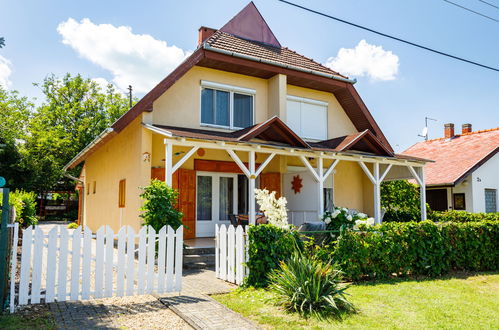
[158,269,259,330]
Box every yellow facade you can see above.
[82,64,376,234]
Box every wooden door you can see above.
[426,189,448,211]
[151,168,195,239]
[260,173,281,198]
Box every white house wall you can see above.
[452,178,474,212]
[470,152,499,213]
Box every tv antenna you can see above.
[418,117,437,140]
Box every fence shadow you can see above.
[159,295,208,306]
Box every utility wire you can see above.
[478,0,499,11]
[277,0,499,72]
[443,0,499,22]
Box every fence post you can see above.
[0,187,10,309]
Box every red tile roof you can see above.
[402,127,499,186]
[204,30,348,79]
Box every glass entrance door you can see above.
[196,172,238,237]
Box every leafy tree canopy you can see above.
[381,180,423,222]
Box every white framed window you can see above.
[286,95,328,140]
[200,80,255,130]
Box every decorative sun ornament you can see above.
[291,175,303,194]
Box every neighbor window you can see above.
[200,80,254,129]
[118,179,126,208]
[453,193,465,210]
[485,189,497,213]
[286,95,327,140]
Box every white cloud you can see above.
[91,77,125,94]
[325,40,399,81]
[0,55,12,88]
[57,18,191,93]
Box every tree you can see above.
[381,180,422,222]
[0,86,34,189]
[22,73,130,193]
[140,180,183,231]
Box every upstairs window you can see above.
[286,95,328,140]
[201,81,254,129]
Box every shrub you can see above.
[381,180,422,222]
[325,220,498,281]
[8,190,38,228]
[139,179,183,232]
[322,207,370,232]
[67,222,79,229]
[245,224,300,287]
[269,251,355,319]
[429,210,499,222]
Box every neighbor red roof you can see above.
[402,127,499,186]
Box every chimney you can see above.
[444,123,455,139]
[198,26,217,46]
[462,123,472,134]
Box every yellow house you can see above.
[65,3,429,239]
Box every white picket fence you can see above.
[215,224,248,285]
[10,223,183,312]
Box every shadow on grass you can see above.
[351,270,499,287]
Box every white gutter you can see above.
[142,123,173,137]
[202,42,357,84]
[63,127,114,171]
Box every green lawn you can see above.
[212,273,499,329]
[0,308,55,330]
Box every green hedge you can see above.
[245,224,300,287]
[429,210,499,222]
[328,221,498,281]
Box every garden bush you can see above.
[67,222,79,229]
[429,210,499,222]
[325,220,498,281]
[8,190,38,228]
[269,250,355,319]
[381,180,422,222]
[139,179,183,232]
[245,224,300,287]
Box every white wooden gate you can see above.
[9,223,183,312]
[215,224,248,285]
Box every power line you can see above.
[277,0,499,72]
[478,0,499,11]
[443,0,499,22]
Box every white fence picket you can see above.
[157,226,167,293]
[70,227,82,301]
[9,223,19,313]
[94,226,105,298]
[31,227,44,304]
[227,225,235,283]
[166,226,174,292]
[174,226,183,291]
[116,227,126,296]
[104,226,114,297]
[235,226,244,285]
[126,227,135,296]
[57,227,68,301]
[146,226,156,293]
[19,226,32,305]
[81,226,92,300]
[215,224,248,285]
[10,224,183,312]
[137,226,147,294]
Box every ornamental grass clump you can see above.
[269,250,355,319]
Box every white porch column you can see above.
[417,167,427,221]
[248,150,256,225]
[164,139,173,186]
[373,162,381,224]
[317,157,324,216]
[408,165,427,221]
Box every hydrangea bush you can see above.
[322,207,373,232]
[255,188,289,229]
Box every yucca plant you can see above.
[268,250,355,319]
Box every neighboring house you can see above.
[65,2,429,239]
[403,123,499,213]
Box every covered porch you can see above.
[144,117,428,239]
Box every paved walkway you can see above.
[158,269,260,330]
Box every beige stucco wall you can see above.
[287,85,358,139]
[83,116,152,233]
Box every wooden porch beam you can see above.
[255,152,276,177]
[172,146,199,173]
[226,149,251,178]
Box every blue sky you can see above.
[1,0,498,151]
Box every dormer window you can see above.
[201,80,254,129]
[286,95,328,140]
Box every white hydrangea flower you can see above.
[332,210,340,218]
[357,212,367,219]
[347,215,352,221]
[367,217,375,226]
[324,217,331,224]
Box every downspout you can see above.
[202,43,357,84]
